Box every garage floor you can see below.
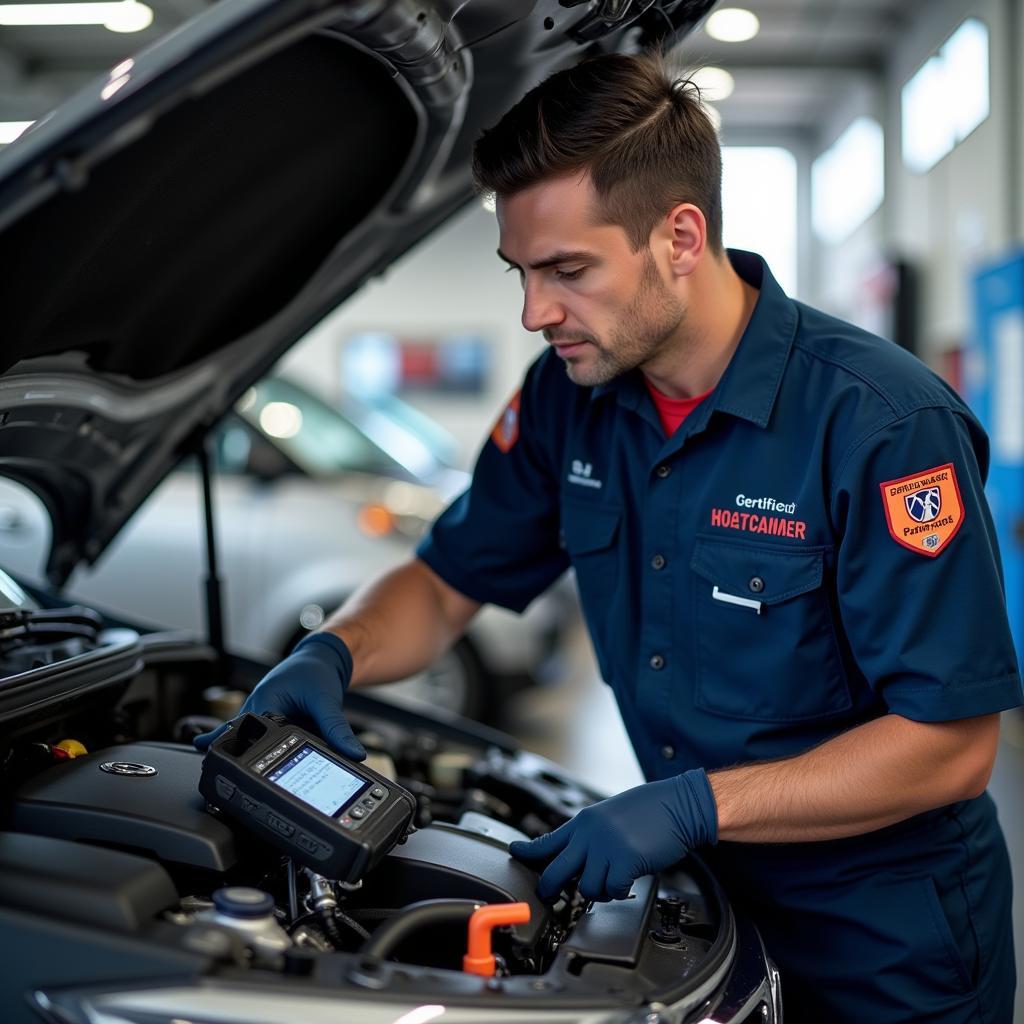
[507,617,1024,1023]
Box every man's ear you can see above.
[658,203,706,279]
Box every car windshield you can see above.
[340,390,461,470]
[235,378,403,478]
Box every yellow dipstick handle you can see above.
[55,739,88,758]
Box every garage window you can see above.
[721,146,798,296]
[901,18,990,174]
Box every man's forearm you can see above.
[322,558,481,688]
[709,712,1000,843]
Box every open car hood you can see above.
[0,0,716,585]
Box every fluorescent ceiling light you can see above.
[689,66,734,102]
[0,0,152,32]
[104,0,151,31]
[0,121,33,144]
[705,7,760,43]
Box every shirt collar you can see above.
[591,249,797,430]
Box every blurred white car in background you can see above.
[0,375,573,722]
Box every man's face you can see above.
[496,173,685,387]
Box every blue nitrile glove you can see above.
[193,632,366,760]
[509,769,717,902]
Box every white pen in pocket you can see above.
[711,586,763,615]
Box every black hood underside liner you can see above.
[2,36,416,381]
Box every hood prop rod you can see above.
[197,440,227,680]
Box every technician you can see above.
[197,52,1022,1022]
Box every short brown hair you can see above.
[472,51,723,253]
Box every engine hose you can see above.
[359,899,481,960]
[338,908,372,941]
[322,905,371,945]
[318,907,345,949]
[349,907,399,921]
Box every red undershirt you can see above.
[644,378,714,436]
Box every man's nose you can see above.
[521,280,565,334]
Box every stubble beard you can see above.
[560,251,686,388]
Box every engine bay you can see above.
[0,612,766,1021]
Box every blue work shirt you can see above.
[418,250,1023,781]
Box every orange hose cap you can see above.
[462,902,531,977]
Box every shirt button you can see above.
[661,745,675,760]
[748,576,765,593]
[655,464,671,479]
[651,554,666,570]
[650,654,665,670]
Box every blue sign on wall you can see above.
[966,250,1024,661]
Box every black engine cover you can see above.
[358,817,549,948]
[10,742,237,871]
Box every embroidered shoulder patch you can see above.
[490,390,521,453]
[879,463,964,557]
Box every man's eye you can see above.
[556,268,585,281]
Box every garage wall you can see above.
[807,0,1018,364]
[802,77,887,326]
[280,203,543,468]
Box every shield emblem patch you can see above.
[879,463,964,557]
[905,486,941,523]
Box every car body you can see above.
[0,374,572,722]
[0,0,780,1020]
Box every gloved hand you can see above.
[193,631,366,760]
[509,768,717,902]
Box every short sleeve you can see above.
[831,405,1023,721]
[416,354,569,612]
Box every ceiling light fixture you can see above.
[705,7,760,43]
[689,66,735,102]
[0,0,153,32]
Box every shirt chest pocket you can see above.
[689,537,851,722]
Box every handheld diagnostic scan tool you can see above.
[199,713,416,882]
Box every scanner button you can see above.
[296,833,321,854]
[266,813,294,837]
[215,776,236,801]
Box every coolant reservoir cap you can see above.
[212,887,275,918]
